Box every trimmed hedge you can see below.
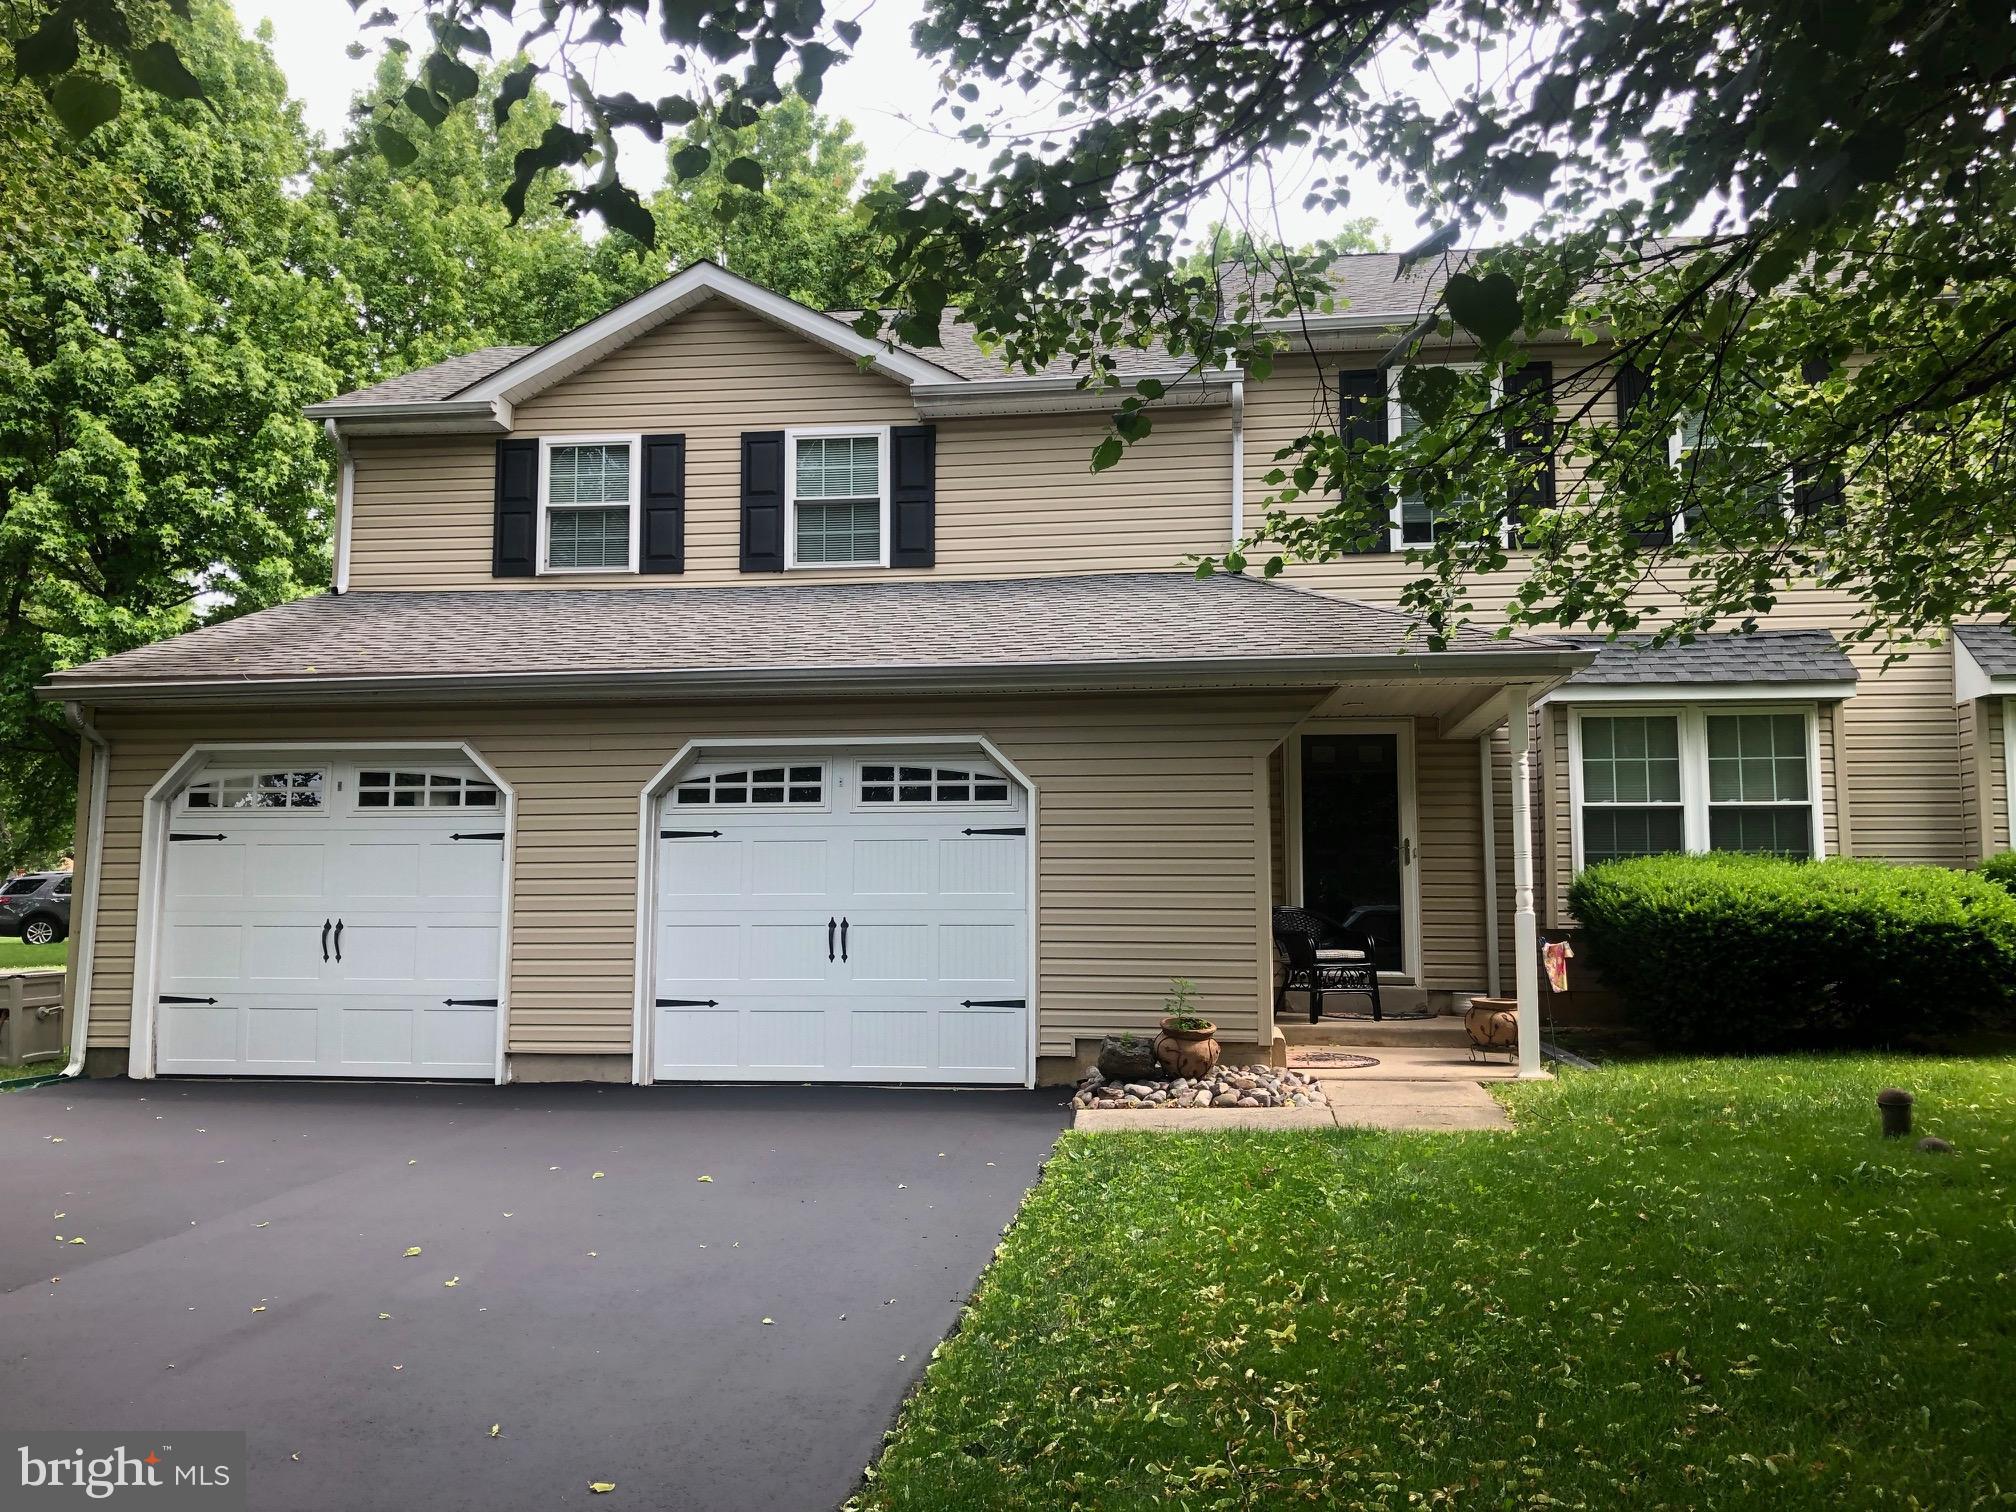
[1983,851,2016,896]
[1569,853,2016,1049]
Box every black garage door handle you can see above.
[321,918,331,962]
[840,917,848,963]
[333,919,343,963]
[827,916,836,962]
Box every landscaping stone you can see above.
[1068,1062,1328,1112]
[1096,1035,1159,1081]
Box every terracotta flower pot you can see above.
[1464,996,1519,1049]
[1154,1018,1221,1078]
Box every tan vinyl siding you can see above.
[346,303,1231,592]
[1971,697,2012,859]
[1266,743,1287,904]
[81,689,1315,1061]
[1414,724,1487,989]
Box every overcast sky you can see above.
[232,0,1461,253]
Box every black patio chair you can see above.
[1271,905,1384,1023]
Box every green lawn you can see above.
[852,1056,2016,1510]
[0,939,67,970]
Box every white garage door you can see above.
[155,759,506,1079]
[651,755,1029,1084]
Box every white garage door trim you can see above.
[633,736,1038,1087]
[131,741,516,1083]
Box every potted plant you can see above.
[1153,978,1221,1078]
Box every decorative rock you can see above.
[1097,1034,1159,1081]
[1074,1061,1329,1112]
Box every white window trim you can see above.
[537,433,641,576]
[1567,703,1826,872]
[784,424,891,571]
[1384,365,1512,550]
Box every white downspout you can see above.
[1507,686,1544,1077]
[1228,377,1245,547]
[325,418,354,594]
[60,702,110,1079]
[1479,731,1501,998]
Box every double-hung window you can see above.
[539,435,639,573]
[787,427,888,569]
[1572,706,1819,868]
[1668,412,1786,537]
[1387,366,1508,548]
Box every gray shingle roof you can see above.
[1954,622,2016,680]
[318,346,536,409]
[1557,629,1859,687]
[46,572,1580,695]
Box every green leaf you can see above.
[659,95,699,125]
[722,155,765,192]
[425,51,482,107]
[402,82,447,128]
[1397,364,1464,425]
[49,74,122,140]
[1442,269,1521,349]
[373,122,419,168]
[13,16,80,79]
[671,143,712,181]
[588,181,657,246]
[1090,437,1124,471]
[128,41,205,102]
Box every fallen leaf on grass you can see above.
[502,1212,514,1218]
[290,1453,299,1462]
[53,1212,64,1219]
[403,1247,423,1258]
[68,1238,85,1246]
[407,1160,417,1166]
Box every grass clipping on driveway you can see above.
[851,1056,2015,1509]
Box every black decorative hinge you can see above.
[441,998,499,1007]
[961,826,1026,837]
[450,832,506,842]
[655,998,721,1007]
[158,994,219,1005]
[659,829,723,840]
[959,998,1027,1009]
[169,832,228,843]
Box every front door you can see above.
[1298,731,1408,975]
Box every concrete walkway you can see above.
[1074,1042,1532,1133]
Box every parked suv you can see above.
[0,872,71,945]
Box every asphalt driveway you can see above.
[0,1078,1069,1510]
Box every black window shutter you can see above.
[889,424,936,568]
[1503,361,1555,544]
[1612,361,1672,545]
[1615,360,1649,423]
[1336,368,1391,553]
[639,433,685,574]
[740,431,786,572]
[1793,356,1843,516]
[493,439,539,577]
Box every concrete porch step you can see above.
[1280,1016,1470,1049]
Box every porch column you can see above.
[1506,686,1545,1078]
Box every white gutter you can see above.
[307,398,514,437]
[1229,377,1246,545]
[325,419,354,594]
[58,702,110,1080]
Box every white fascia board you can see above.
[1540,680,1858,706]
[1954,633,2016,702]
[310,399,513,435]
[453,262,961,405]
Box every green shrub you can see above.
[1983,851,2016,896]
[1568,852,2016,1049]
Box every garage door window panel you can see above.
[184,769,326,811]
[357,769,500,810]
[858,763,1012,806]
[676,765,825,807]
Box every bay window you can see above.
[1572,705,1819,868]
